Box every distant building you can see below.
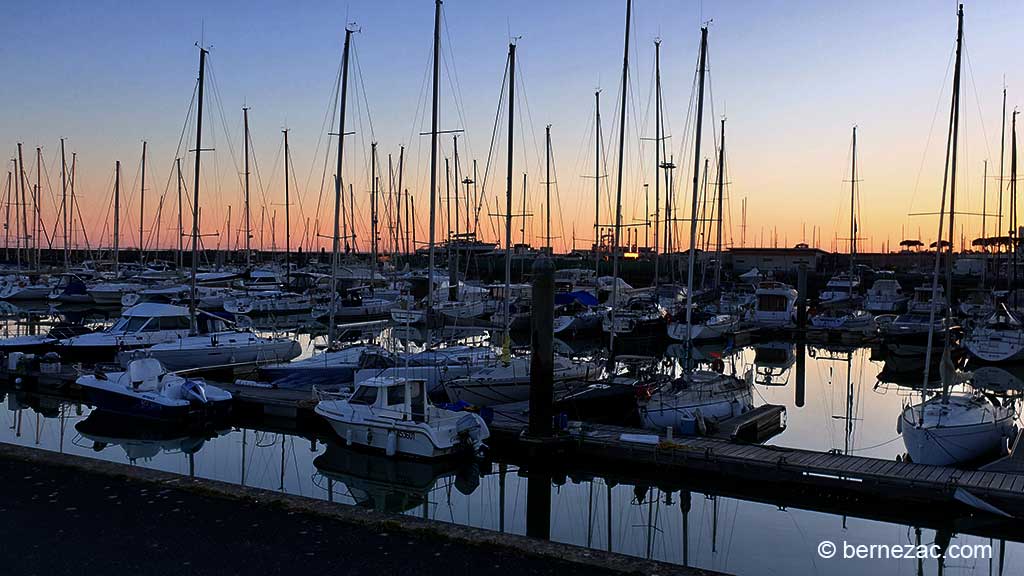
[728,246,828,274]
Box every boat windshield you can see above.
[117,317,150,333]
[348,386,378,405]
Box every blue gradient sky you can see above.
[0,0,1020,253]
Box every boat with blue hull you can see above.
[76,358,232,422]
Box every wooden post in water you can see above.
[529,256,554,438]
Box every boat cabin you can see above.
[109,303,193,334]
[348,377,428,422]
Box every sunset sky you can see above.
[1,0,1021,256]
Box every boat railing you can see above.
[312,385,350,402]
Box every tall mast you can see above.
[396,146,405,256]
[609,0,631,359]
[15,147,22,268]
[370,141,379,295]
[61,139,68,267]
[593,90,602,277]
[349,182,356,254]
[545,124,552,252]
[114,160,121,276]
[503,41,516,352]
[283,129,291,283]
[140,140,147,263]
[329,27,354,345]
[70,154,77,256]
[176,158,183,269]
[453,135,461,292]
[944,5,964,310]
[982,159,988,288]
[684,25,709,344]
[653,39,662,288]
[1012,112,1019,292]
[427,0,441,319]
[4,168,10,262]
[921,4,964,402]
[16,144,25,269]
[190,47,208,333]
[849,126,857,298]
[34,147,41,268]
[999,87,1006,288]
[243,107,252,268]
[715,117,726,290]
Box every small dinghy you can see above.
[75,358,232,422]
[315,376,489,459]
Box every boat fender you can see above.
[345,428,353,446]
[694,410,707,436]
[386,430,397,457]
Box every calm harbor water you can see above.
[0,307,1019,575]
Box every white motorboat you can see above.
[964,304,1024,363]
[667,314,740,342]
[237,269,284,292]
[641,370,754,435]
[259,343,395,387]
[122,284,191,306]
[818,273,860,306]
[809,308,874,332]
[224,290,312,315]
[749,281,797,328]
[354,345,497,394]
[314,290,395,322]
[48,273,92,303]
[0,275,50,301]
[315,376,489,458]
[122,329,302,372]
[437,299,486,321]
[88,282,145,305]
[390,302,429,325]
[864,276,909,313]
[443,356,601,407]
[602,296,667,335]
[553,304,604,335]
[57,302,194,361]
[75,358,232,421]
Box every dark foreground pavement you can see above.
[0,444,718,576]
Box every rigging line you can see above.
[905,44,957,229]
[440,9,474,160]
[477,52,511,243]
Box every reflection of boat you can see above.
[75,358,232,422]
[970,365,1024,395]
[313,438,479,514]
[753,341,795,386]
[315,376,489,458]
[74,410,228,462]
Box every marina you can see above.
[3,0,1024,574]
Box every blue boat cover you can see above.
[555,291,599,306]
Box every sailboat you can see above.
[638,20,754,434]
[125,47,299,373]
[898,5,1018,466]
[668,116,739,342]
[810,126,874,332]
